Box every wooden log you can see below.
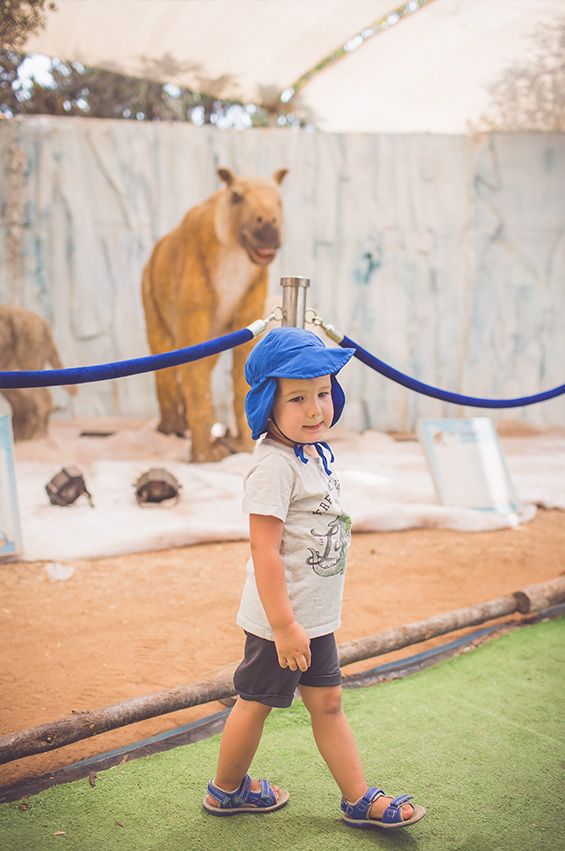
[513,576,565,614]
[1,576,564,766]
[340,577,565,668]
[337,594,519,666]
[0,676,237,765]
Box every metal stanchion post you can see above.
[280,277,310,328]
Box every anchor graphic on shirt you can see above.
[306,514,352,577]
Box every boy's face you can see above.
[268,375,334,444]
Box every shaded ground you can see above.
[0,510,564,787]
[1,619,563,851]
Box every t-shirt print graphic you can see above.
[306,513,352,577]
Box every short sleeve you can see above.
[242,454,295,521]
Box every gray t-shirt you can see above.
[237,437,352,641]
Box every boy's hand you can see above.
[273,622,311,672]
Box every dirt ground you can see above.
[1,509,564,787]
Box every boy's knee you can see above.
[237,697,273,717]
[320,693,343,716]
[304,687,342,716]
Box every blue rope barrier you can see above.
[2,315,563,410]
[340,333,565,408]
[0,328,254,389]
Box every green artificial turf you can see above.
[2,617,564,851]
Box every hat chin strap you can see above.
[270,416,335,476]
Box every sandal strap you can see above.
[341,786,385,820]
[232,774,252,805]
[382,793,414,824]
[207,774,249,809]
[258,778,277,806]
[207,774,277,809]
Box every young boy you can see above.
[203,327,426,830]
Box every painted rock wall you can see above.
[1,117,563,431]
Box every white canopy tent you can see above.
[23,0,563,133]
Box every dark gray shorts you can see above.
[233,630,342,708]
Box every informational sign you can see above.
[417,418,519,513]
[0,415,23,558]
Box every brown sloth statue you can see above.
[0,305,77,441]
[142,167,287,462]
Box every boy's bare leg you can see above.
[207,696,281,806]
[299,685,414,821]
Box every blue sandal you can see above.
[203,774,289,816]
[341,786,426,829]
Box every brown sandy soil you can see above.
[1,510,564,787]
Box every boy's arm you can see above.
[250,513,311,672]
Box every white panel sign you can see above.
[417,418,519,513]
[0,415,23,559]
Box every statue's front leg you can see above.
[227,274,269,453]
[229,338,256,453]
[178,355,231,462]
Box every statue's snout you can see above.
[253,222,280,249]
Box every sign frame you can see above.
[0,415,23,559]
[417,417,520,513]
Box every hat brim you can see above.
[267,346,354,381]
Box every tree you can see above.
[470,17,565,133]
[0,50,307,128]
[0,0,57,50]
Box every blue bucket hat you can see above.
[245,327,355,475]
